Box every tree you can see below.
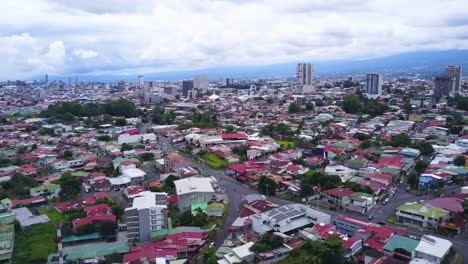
[414,160,427,174]
[411,142,434,155]
[192,208,209,227]
[164,175,179,189]
[60,178,82,200]
[288,102,302,113]
[120,143,133,152]
[391,134,411,147]
[224,125,237,133]
[61,150,74,160]
[306,101,314,110]
[77,224,95,235]
[112,204,125,220]
[359,139,372,149]
[266,98,274,104]
[407,172,419,187]
[139,152,154,161]
[454,155,466,166]
[258,176,277,196]
[99,220,118,236]
[202,248,217,264]
[114,118,127,126]
[342,94,361,114]
[250,233,284,253]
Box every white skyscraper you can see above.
[296,63,314,94]
[446,66,462,96]
[193,74,209,92]
[366,74,382,96]
[137,75,144,87]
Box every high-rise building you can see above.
[137,75,144,87]
[44,74,48,83]
[224,78,234,87]
[296,63,314,94]
[434,76,450,97]
[446,66,462,95]
[163,86,178,96]
[125,191,168,244]
[193,75,209,92]
[365,74,382,95]
[182,80,193,97]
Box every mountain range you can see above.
[50,50,468,82]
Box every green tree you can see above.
[454,155,466,166]
[391,134,411,147]
[306,101,314,110]
[414,160,427,174]
[224,125,237,133]
[59,178,82,200]
[342,94,362,114]
[77,224,95,235]
[164,175,179,189]
[139,152,154,161]
[411,142,434,155]
[288,102,302,113]
[407,172,419,187]
[99,221,118,236]
[202,247,217,264]
[258,176,277,196]
[112,204,125,220]
[114,118,127,126]
[120,143,133,152]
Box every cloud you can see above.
[73,48,98,59]
[0,0,468,79]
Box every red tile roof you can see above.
[323,187,354,198]
[424,197,464,213]
[221,133,247,140]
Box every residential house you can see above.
[174,177,215,213]
[30,183,61,199]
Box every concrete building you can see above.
[220,242,255,264]
[446,65,462,95]
[163,86,178,97]
[296,63,314,94]
[396,202,450,229]
[434,76,450,97]
[193,75,209,92]
[174,177,215,213]
[414,235,452,264]
[30,184,61,199]
[125,191,168,244]
[122,168,146,185]
[182,80,193,97]
[251,204,331,234]
[137,75,144,87]
[366,73,382,96]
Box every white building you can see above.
[125,191,168,244]
[414,235,452,264]
[296,63,314,94]
[251,204,331,234]
[193,75,209,92]
[219,242,255,264]
[12,207,50,230]
[122,168,146,185]
[118,134,142,145]
[325,165,357,183]
[137,75,144,87]
[174,177,215,212]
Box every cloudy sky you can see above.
[1,0,468,80]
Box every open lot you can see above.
[275,140,296,149]
[13,223,57,264]
[201,153,228,169]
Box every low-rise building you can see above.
[414,235,452,264]
[30,183,61,199]
[396,202,450,229]
[174,177,215,213]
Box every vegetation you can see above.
[258,176,277,196]
[261,123,295,137]
[454,155,466,166]
[0,173,38,199]
[179,208,209,227]
[232,145,249,161]
[407,172,419,188]
[276,140,296,149]
[391,133,411,147]
[414,160,428,174]
[411,141,434,155]
[59,174,82,201]
[250,233,284,253]
[152,105,176,125]
[139,152,155,162]
[341,93,387,117]
[202,247,217,264]
[288,102,302,113]
[278,237,349,264]
[201,153,228,169]
[300,172,341,197]
[12,223,57,264]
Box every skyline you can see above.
[2,0,468,80]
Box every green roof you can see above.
[379,168,399,175]
[32,183,61,191]
[1,199,11,205]
[151,225,216,239]
[383,235,419,253]
[350,192,373,202]
[0,213,15,226]
[206,203,225,217]
[48,242,129,261]
[397,202,449,218]
[191,202,208,215]
[72,171,89,177]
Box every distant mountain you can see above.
[50,50,468,82]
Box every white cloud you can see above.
[73,48,98,59]
[0,0,467,79]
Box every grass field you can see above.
[276,140,296,149]
[13,223,57,264]
[201,153,228,169]
[40,208,68,224]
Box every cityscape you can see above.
[1,1,468,264]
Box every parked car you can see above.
[368,214,374,220]
[377,221,386,226]
[416,192,422,196]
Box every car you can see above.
[368,214,374,220]
[377,221,386,226]
[416,192,422,196]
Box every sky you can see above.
[1,0,468,80]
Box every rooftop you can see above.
[397,202,449,218]
[174,177,214,195]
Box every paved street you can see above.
[156,134,467,259]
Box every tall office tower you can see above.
[434,76,450,97]
[163,86,178,96]
[193,75,209,92]
[446,66,462,95]
[365,74,383,95]
[137,75,144,87]
[224,78,234,87]
[296,63,314,94]
[44,74,48,83]
[182,80,193,97]
[125,191,168,244]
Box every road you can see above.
[156,134,468,260]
